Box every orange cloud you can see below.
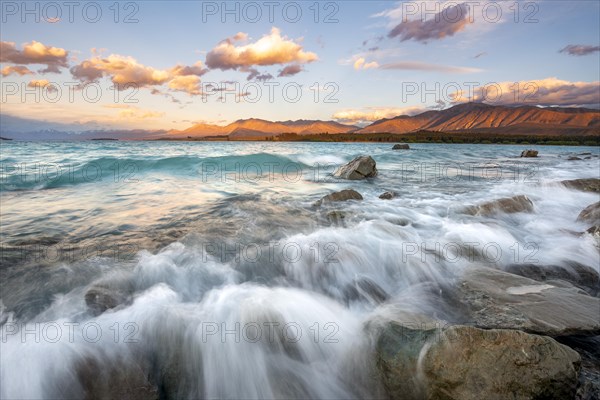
[333,106,427,124]
[71,54,206,95]
[0,41,69,73]
[353,57,379,70]
[205,27,318,70]
[27,79,58,92]
[1,65,34,77]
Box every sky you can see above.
[1,0,599,132]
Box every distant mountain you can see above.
[171,118,358,139]
[357,103,600,135]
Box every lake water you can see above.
[1,141,598,398]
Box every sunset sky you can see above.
[1,0,599,132]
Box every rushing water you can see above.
[1,141,599,399]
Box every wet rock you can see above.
[84,278,134,315]
[561,178,600,193]
[506,262,600,297]
[586,225,600,238]
[556,335,600,400]
[74,355,159,400]
[314,189,363,207]
[376,322,580,400]
[520,149,539,157]
[333,156,377,180]
[578,152,592,156]
[343,277,388,305]
[569,156,583,161]
[325,210,349,226]
[463,195,534,216]
[392,144,410,150]
[577,201,600,224]
[457,267,600,336]
[379,191,396,200]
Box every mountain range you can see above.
[1,103,598,140]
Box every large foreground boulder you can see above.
[464,195,534,216]
[520,149,538,157]
[376,322,580,400]
[333,156,377,180]
[561,178,600,193]
[457,267,600,336]
[314,189,363,207]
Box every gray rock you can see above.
[392,144,410,150]
[569,156,583,161]
[458,267,600,336]
[577,202,600,224]
[376,322,580,400]
[521,149,539,157]
[506,262,599,297]
[464,195,534,216]
[84,278,134,315]
[561,178,600,193]
[379,191,396,200]
[333,156,377,180]
[314,189,363,207]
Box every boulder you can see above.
[464,195,534,216]
[314,189,363,207]
[325,210,348,226]
[343,277,389,305]
[84,278,134,315]
[586,225,600,239]
[457,267,600,336]
[392,144,410,150]
[376,322,580,400]
[568,156,583,161]
[333,156,377,180]
[379,191,396,200]
[505,262,600,297]
[520,149,538,157]
[561,178,600,193]
[577,201,600,224]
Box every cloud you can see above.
[379,61,481,73]
[559,45,600,56]
[354,57,379,70]
[451,78,600,107]
[388,3,473,43]
[27,79,57,92]
[103,104,165,120]
[0,41,69,73]
[205,27,318,70]
[1,65,34,77]
[71,53,207,95]
[278,64,303,77]
[332,106,427,125]
[168,75,202,96]
[473,52,487,59]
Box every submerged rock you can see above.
[379,191,396,200]
[561,178,600,193]
[520,149,538,157]
[577,201,600,224]
[333,156,377,180]
[314,189,363,207]
[457,267,600,336]
[84,277,134,315]
[463,195,534,216]
[343,277,388,305]
[376,322,580,400]
[568,156,583,161]
[392,144,410,150]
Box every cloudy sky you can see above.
[1,0,599,131]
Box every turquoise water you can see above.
[1,141,599,398]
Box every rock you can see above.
[379,191,396,200]
[74,355,159,400]
[84,278,133,315]
[569,156,583,161]
[333,156,377,180]
[557,335,600,400]
[561,178,600,193]
[392,144,410,150]
[578,152,592,156]
[343,277,388,305]
[314,189,363,207]
[457,267,600,336]
[464,195,534,216]
[325,210,348,226]
[506,262,600,297]
[520,149,538,157]
[376,322,580,400]
[586,225,600,239]
[577,201,600,224]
